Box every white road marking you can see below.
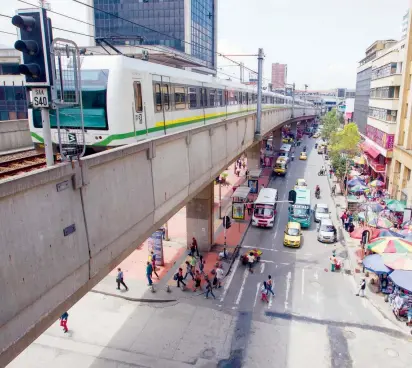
[254,282,261,308]
[285,271,292,310]
[219,256,240,302]
[268,282,275,309]
[301,268,305,297]
[260,263,265,273]
[235,268,249,305]
[243,245,278,252]
[314,270,319,280]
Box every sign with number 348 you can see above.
[31,88,49,108]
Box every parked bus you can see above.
[288,188,312,228]
[252,188,278,228]
[279,144,292,160]
[274,156,288,176]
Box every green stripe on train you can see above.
[31,132,44,143]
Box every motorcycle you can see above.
[318,170,326,176]
[315,190,320,199]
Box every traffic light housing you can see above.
[288,190,296,205]
[223,216,231,229]
[12,9,52,86]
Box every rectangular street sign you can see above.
[31,88,49,108]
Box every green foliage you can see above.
[330,123,360,158]
[331,154,347,181]
[320,111,340,141]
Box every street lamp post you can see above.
[304,84,308,115]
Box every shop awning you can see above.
[360,141,380,159]
[231,186,251,200]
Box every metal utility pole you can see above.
[304,84,308,115]
[240,62,244,83]
[256,48,264,138]
[292,83,295,118]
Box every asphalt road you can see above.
[215,136,412,368]
[8,136,412,368]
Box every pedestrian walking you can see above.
[198,255,205,275]
[184,260,195,280]
[266,275,275,296]
[340,210,347,227]
[247,251,255,273]
[60,312,69,333]
[204,276,216,299]
[193,270,202,292]
[331,184,336,196]
[150,251,159,279]
[215,264,224,288]
[116,268,128,291]
[356,278,366,297]
[175,267,186,289]
[190,254,197,269]
[192,237,199,257]
[344,216,350,232]
[261,281,269,303]
[146,261,153,286]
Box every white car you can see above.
[314,204,330,223]
[317,218,337,243]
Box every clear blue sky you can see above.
[217,0,409,90]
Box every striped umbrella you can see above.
[382,253,412,271]
[369,179,385,187]
[384,199,406,212]
[368,217,394,229]
[367,237,412,254]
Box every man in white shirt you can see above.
[216,265,224,288]
[247,252,255,272]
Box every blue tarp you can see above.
[389,270,412,292]
[362,254,392,274]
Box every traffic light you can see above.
[223,216,231,229]
[288,190,296,205]
[12,9,52,85]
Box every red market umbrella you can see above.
[349,227,380,240]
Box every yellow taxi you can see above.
[313,132,320,138]
[284,222,302,248]
[294,178,307,190]
[299,152,307,160]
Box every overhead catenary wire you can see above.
[71,0,263,77]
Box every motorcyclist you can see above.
[303,145,307,152]
[320,166,325,175]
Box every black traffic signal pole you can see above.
[12,8,54,166]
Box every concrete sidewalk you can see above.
[324,158,411,335]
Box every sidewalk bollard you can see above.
[166,285,171,293]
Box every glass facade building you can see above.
[93,0,216,68]
[353,67,372,135]
[0,63,28,121]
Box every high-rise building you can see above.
[389,9,412,204]
[353,40,397,135]
[359,39,404,187]
[93,0,217,69]
[271,63,287,89]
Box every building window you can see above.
[133,82,143,112]
[371,62,400,80]
[209,89,216,106]
[368,106,397,122]
[189,87,197,108]
[174,86,186,109]
[162,85,170,111]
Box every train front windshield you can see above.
[33,69,109,130]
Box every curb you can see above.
[90,289,177,303]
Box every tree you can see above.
[329,123,360,158]
[320,111,340,141]
[331,154,347,181]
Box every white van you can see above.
[252,188,278,228]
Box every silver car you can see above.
[317,218,337,243]
[314,203,330,223]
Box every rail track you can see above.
[0,152,47,180]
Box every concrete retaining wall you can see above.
[0,119,33,152]
[0,107,315,365]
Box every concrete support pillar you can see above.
[272,129,282,153]
[246,143,261,170]
[291,122,298,138]
[186,182,213,253]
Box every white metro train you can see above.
[29,55,312,152]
